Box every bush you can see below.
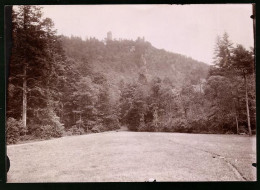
[137,121,147,131]
[67,125,85,135]
[188,117,208,133]
[64,130,73,136]
[160,117,190,133]
[6,117,25,144]
[102,115,120,130]
[29,123,64,139]
[238,125,249,134]
[28,108,65,138]
[39,125,54,139]
[125,107,141,131]
[19,135,37,141]
[84,120,97,132]
[32,124,65,139]
[145,122,158,132]
[160,117,210,134]
[171,118,190,133]
[91,126,101,133]
[161,119,174,132]
[28,124,40,136]
[91,124,108,133]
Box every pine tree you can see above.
[231,45,255,135]
[8,6,65,135]
[213,32,233,69]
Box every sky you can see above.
[41,4,254,65]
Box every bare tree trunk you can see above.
[235,114,239,134]
[245,75,252,136]
[232,96,239,134]
[22,64,27,132]
[22,7,28,133]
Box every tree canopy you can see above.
[6,6,256,144]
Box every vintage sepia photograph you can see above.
[6,4,256,182]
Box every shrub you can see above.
[33,124,64,139]
[238,125,249,134]
[162,125,172,132]
[171,118,190,133]
[67,125,85,135]
[39,125,54,139]
[50,119,64,138]
[91,124,106,133]
[64,130,73,136]
[19,135,37,141]
[188,117,208,133]
[84,120,97,132]
[160,117,190,133]
[29,108,65,138]
[146,122,157,132]
[137,121,147,131]
[28,124,42,137]
[6,117,25,144]
[161,119,174,132]
[102,115,120,130]
[29,122,64,139]
[125,107,141,131]
[91,126,101,133]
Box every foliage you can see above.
[7,6,256,143]
[213,32,233,69]
[207,33,255,134]
[29,123,64,139]
[6,117,25,144]
[60,34,211,135]
[102,115,120,130]
[66,126,85,136]
[91,124,108,133]
[8,5,66,139]
[170,118,190,133]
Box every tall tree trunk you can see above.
[235,113,239,134]
[245,75,252,136]
[22,64,27,131]
[22,6,28,132]
[232,95,239,134]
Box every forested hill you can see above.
[61,36,209,87]
[7,6,255,145]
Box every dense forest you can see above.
[6,6,256,144]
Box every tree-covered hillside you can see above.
[7,6,255,144]
[61,35,209,88]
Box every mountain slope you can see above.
[61,36,209,87]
